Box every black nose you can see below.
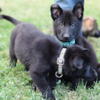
[62,34,70,42]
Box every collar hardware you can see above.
[55,37,75,79]
[55,48,67,78]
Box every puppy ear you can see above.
[75,45,89,53]
[73,2,84,20]
[78,46,89,54]
[50,4,63,20]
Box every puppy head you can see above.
[66,45,89,70]
[64,45,98,84]
[63,45,89,76]
[50,2,84,42]
[69,45,98,82]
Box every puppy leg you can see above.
[9,46,17,67]
[85,81,95,88]
[47,73,57,90]
[9,31,17,67]
[30,66,55,100]
[9,50,17,67]
[25,65,29,71]
[32,83,37,91]
[70,79,79,90]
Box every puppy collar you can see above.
[54,36,75,47]
[61,39,75,47]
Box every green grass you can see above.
[0,0,100,100]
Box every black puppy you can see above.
[50,2,98,70]
[63,46,98,90]
[0,15,98,100]
[50,2,99,89]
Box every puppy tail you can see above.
[0,9,21,25]
[0,14,21,25]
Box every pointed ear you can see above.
[81,48,89,55]
[75,45,89,52]
[77,45,89,53]
[50,4,63,20]
[73,2,84,20]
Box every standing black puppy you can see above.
[0,15,60,100]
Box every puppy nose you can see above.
[63,34,70,41]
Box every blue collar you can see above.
[61,39,75,47]
[54,36,75,47]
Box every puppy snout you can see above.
[62,34,70,42]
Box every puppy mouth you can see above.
[57,35,70,42]
[59,37,75,43]
[62,39,70,42]
[61,37,72,42]
[58,38,70,42]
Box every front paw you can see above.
[70,85,77,91]
[47,95,55,100]
[43,90,55,100]
[69,82,78,90]
[86,82,95,88]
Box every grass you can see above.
[0,0,100,100]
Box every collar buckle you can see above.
[55,48,67,78]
